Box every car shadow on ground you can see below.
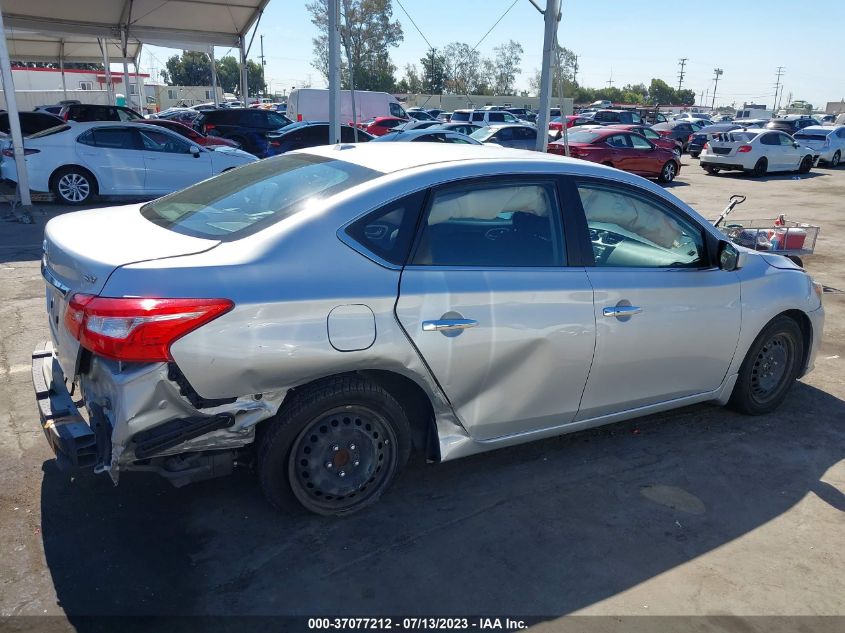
[39,382,845,623]
[704,171,828,183]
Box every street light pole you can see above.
[328,0,341,144]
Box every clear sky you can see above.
[139,0,843,109]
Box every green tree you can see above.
[442,41,482,95]
[306,0,403,91]
[528,45,578,98]
[647,78,676,105]
[420,49,447,94]
[396,63,423,93]
[676,88,696,106]
[492,40,523,95]
[162,51,212,86]
[216,56,241,94]
[245,59,266,96]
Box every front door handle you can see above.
[422,319,478,332]
[603,305,643,318]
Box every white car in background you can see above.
[793,125,845,167]
[699,128,817,177]
[1,121,256,205]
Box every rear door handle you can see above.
[422,319,478,332]
[603,306,643,318]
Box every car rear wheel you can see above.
[257,375,411,516]
[798,155,813,174]
[657,161,677,183]
[728,315,804,415]
[51,167,97,205]
[830,151,841,168]
[751,157,767,178]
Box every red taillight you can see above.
[2,148,40,157]
[297,114,303,122]
[658,130,671,136]
[703,142,710,150]
[737,145,753,153]
[66,295,233,363]
[63,112,69,121]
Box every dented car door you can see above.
[396,177,596,441]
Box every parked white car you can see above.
[1,121,256,204]
[450,109,524,127]
[699,128,817,177]
[793,125,845,167]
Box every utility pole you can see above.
[572,54,579,84]
[677,57,687,91]
[774,66,785,111]
[711,68,723,109]
[606,69,614,88]
[259,34,267,97]
[533,0,562,152]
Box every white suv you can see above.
[450,109,523,126]
[700,128,817,177]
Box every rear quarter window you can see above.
[344,190,427,265]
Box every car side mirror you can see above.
[793,142,799,148]
[719,240,744,271]
[190,145,201,157]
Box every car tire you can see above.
[798,155,813,174]
[830,151,841,168]
[690,152,700,159]
[751,158,767,178]
[50,166,97,205]
[728,315,804,416]
[257,374,412,516]
[704,166,720,175]
[657,161,677,183]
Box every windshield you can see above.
[469,127,495,141]
[794,132,828,141]
[141,153,381,239]
[717,131,759,142]
[267,112,292,128]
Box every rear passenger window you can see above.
[344,191,427,265]
[488,112,505,123]
[411,182,564,267]
[760,133,779,146]
[90,127,139,150]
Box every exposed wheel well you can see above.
[781,309,813,375]
[49,164,98,193]
[270,370,438,461]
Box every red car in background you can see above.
[134,118,240,149]
[548,115,595,138]
[605,124,682,153]
[360,116,407,136]
[549,128,681,183]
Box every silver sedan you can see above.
[33,144,824,515]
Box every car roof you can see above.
[376,128,465,139]
[795,125,837,133]
[297,142,588,174]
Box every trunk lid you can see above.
[43,203,220,378]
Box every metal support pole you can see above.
[59,39,67,100]
[535,0,561,152]
[327,0,341,143]
[209,46,219,107]
[134,44,144,114]
[0,8,32,209]
[239,35,248,102]
[121,28,132,108]
[100,38,114,105]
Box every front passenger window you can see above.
[577,183,704,268]
[412,182,564,267]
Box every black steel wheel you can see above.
[258,375,411,515]
[751,158,767,178]
[729,316,804,415]
[288,405,399,514]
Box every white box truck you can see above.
[287,88,407,124]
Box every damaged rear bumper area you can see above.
[31,341,282,486]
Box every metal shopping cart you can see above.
[712,195,820,267]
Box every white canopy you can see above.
[5,31,141,64]
[1,0,269,48]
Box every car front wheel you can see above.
[257,375,411,516]
[830,151,841,168]
[728,315,804,415]
[799,155,813,174]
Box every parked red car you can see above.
[134,118,240,149]
[605,124,681,152]
[548,128,681,182]
[361,116,407,136]
[548,115,595,138]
